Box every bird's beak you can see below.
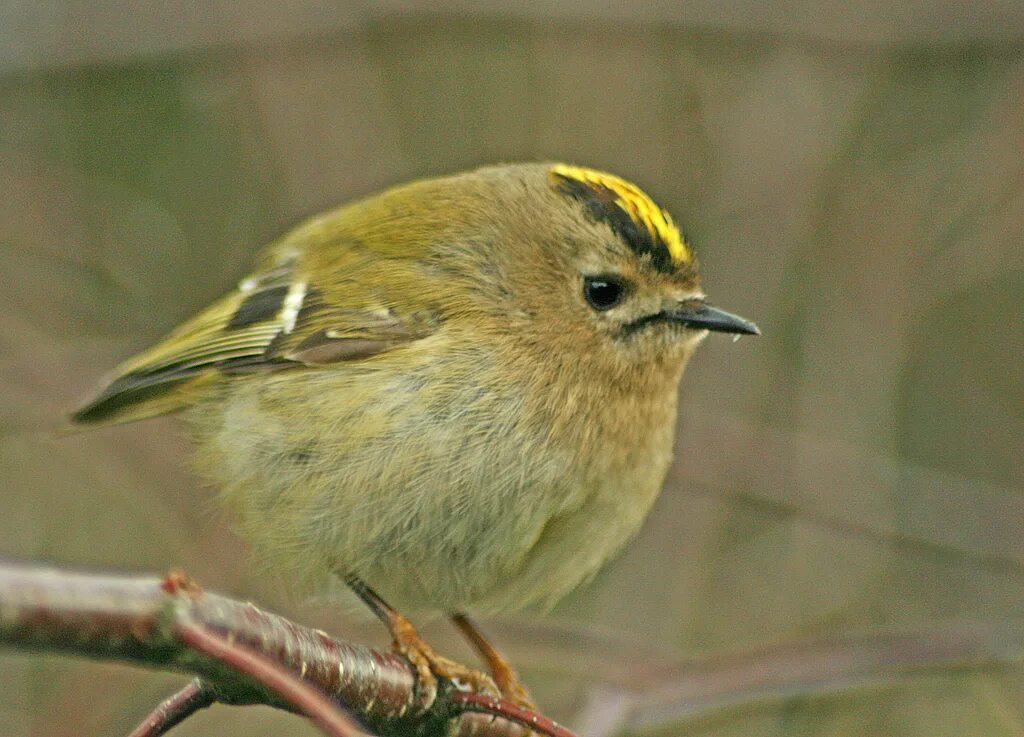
[666,300,761,336]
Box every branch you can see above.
[0,561,561,737]
[126,679,213,737]
[6,560,1020,737]
[175,619,374,737]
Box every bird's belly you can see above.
[355,466,667,616]
[190,364,676,615]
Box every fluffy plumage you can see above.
[73,162,754,615]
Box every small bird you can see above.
[72,162,758,708]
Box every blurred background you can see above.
[2,2,1023,736]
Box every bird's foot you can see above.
[452,613,536,710]
[390,611,500,710]
[488,659,536,711]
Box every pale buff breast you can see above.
[188,338,684,615]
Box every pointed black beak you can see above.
[667,301,761,336]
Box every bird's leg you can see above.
[452,613,536,709]
[345,576,500,710]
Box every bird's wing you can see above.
[71,250,435,427]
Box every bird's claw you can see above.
[391,614,500,711]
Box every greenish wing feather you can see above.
[71,261,436,427]
[71,265,301,426]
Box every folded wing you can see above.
[71,252,433,427]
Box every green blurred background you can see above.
[2,3,1023,736]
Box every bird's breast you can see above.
[188,339,682,614]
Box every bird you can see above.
[71,162,759,709]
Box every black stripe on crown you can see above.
[552,173,675,273]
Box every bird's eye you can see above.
[583,275,628,311]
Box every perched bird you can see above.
[72,162,759,708]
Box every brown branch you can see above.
[175,619,373,737]
[7,560,1019,737]
[126,679,213,737]
[0,561,564,737]
[453,692,578,737]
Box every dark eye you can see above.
[583,275,628,311]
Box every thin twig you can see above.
[126,678,214,737]
[175,619,373,737]
[452,692,579,737]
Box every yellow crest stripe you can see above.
[550,164,692,266]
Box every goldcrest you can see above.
[74,162,757,626]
